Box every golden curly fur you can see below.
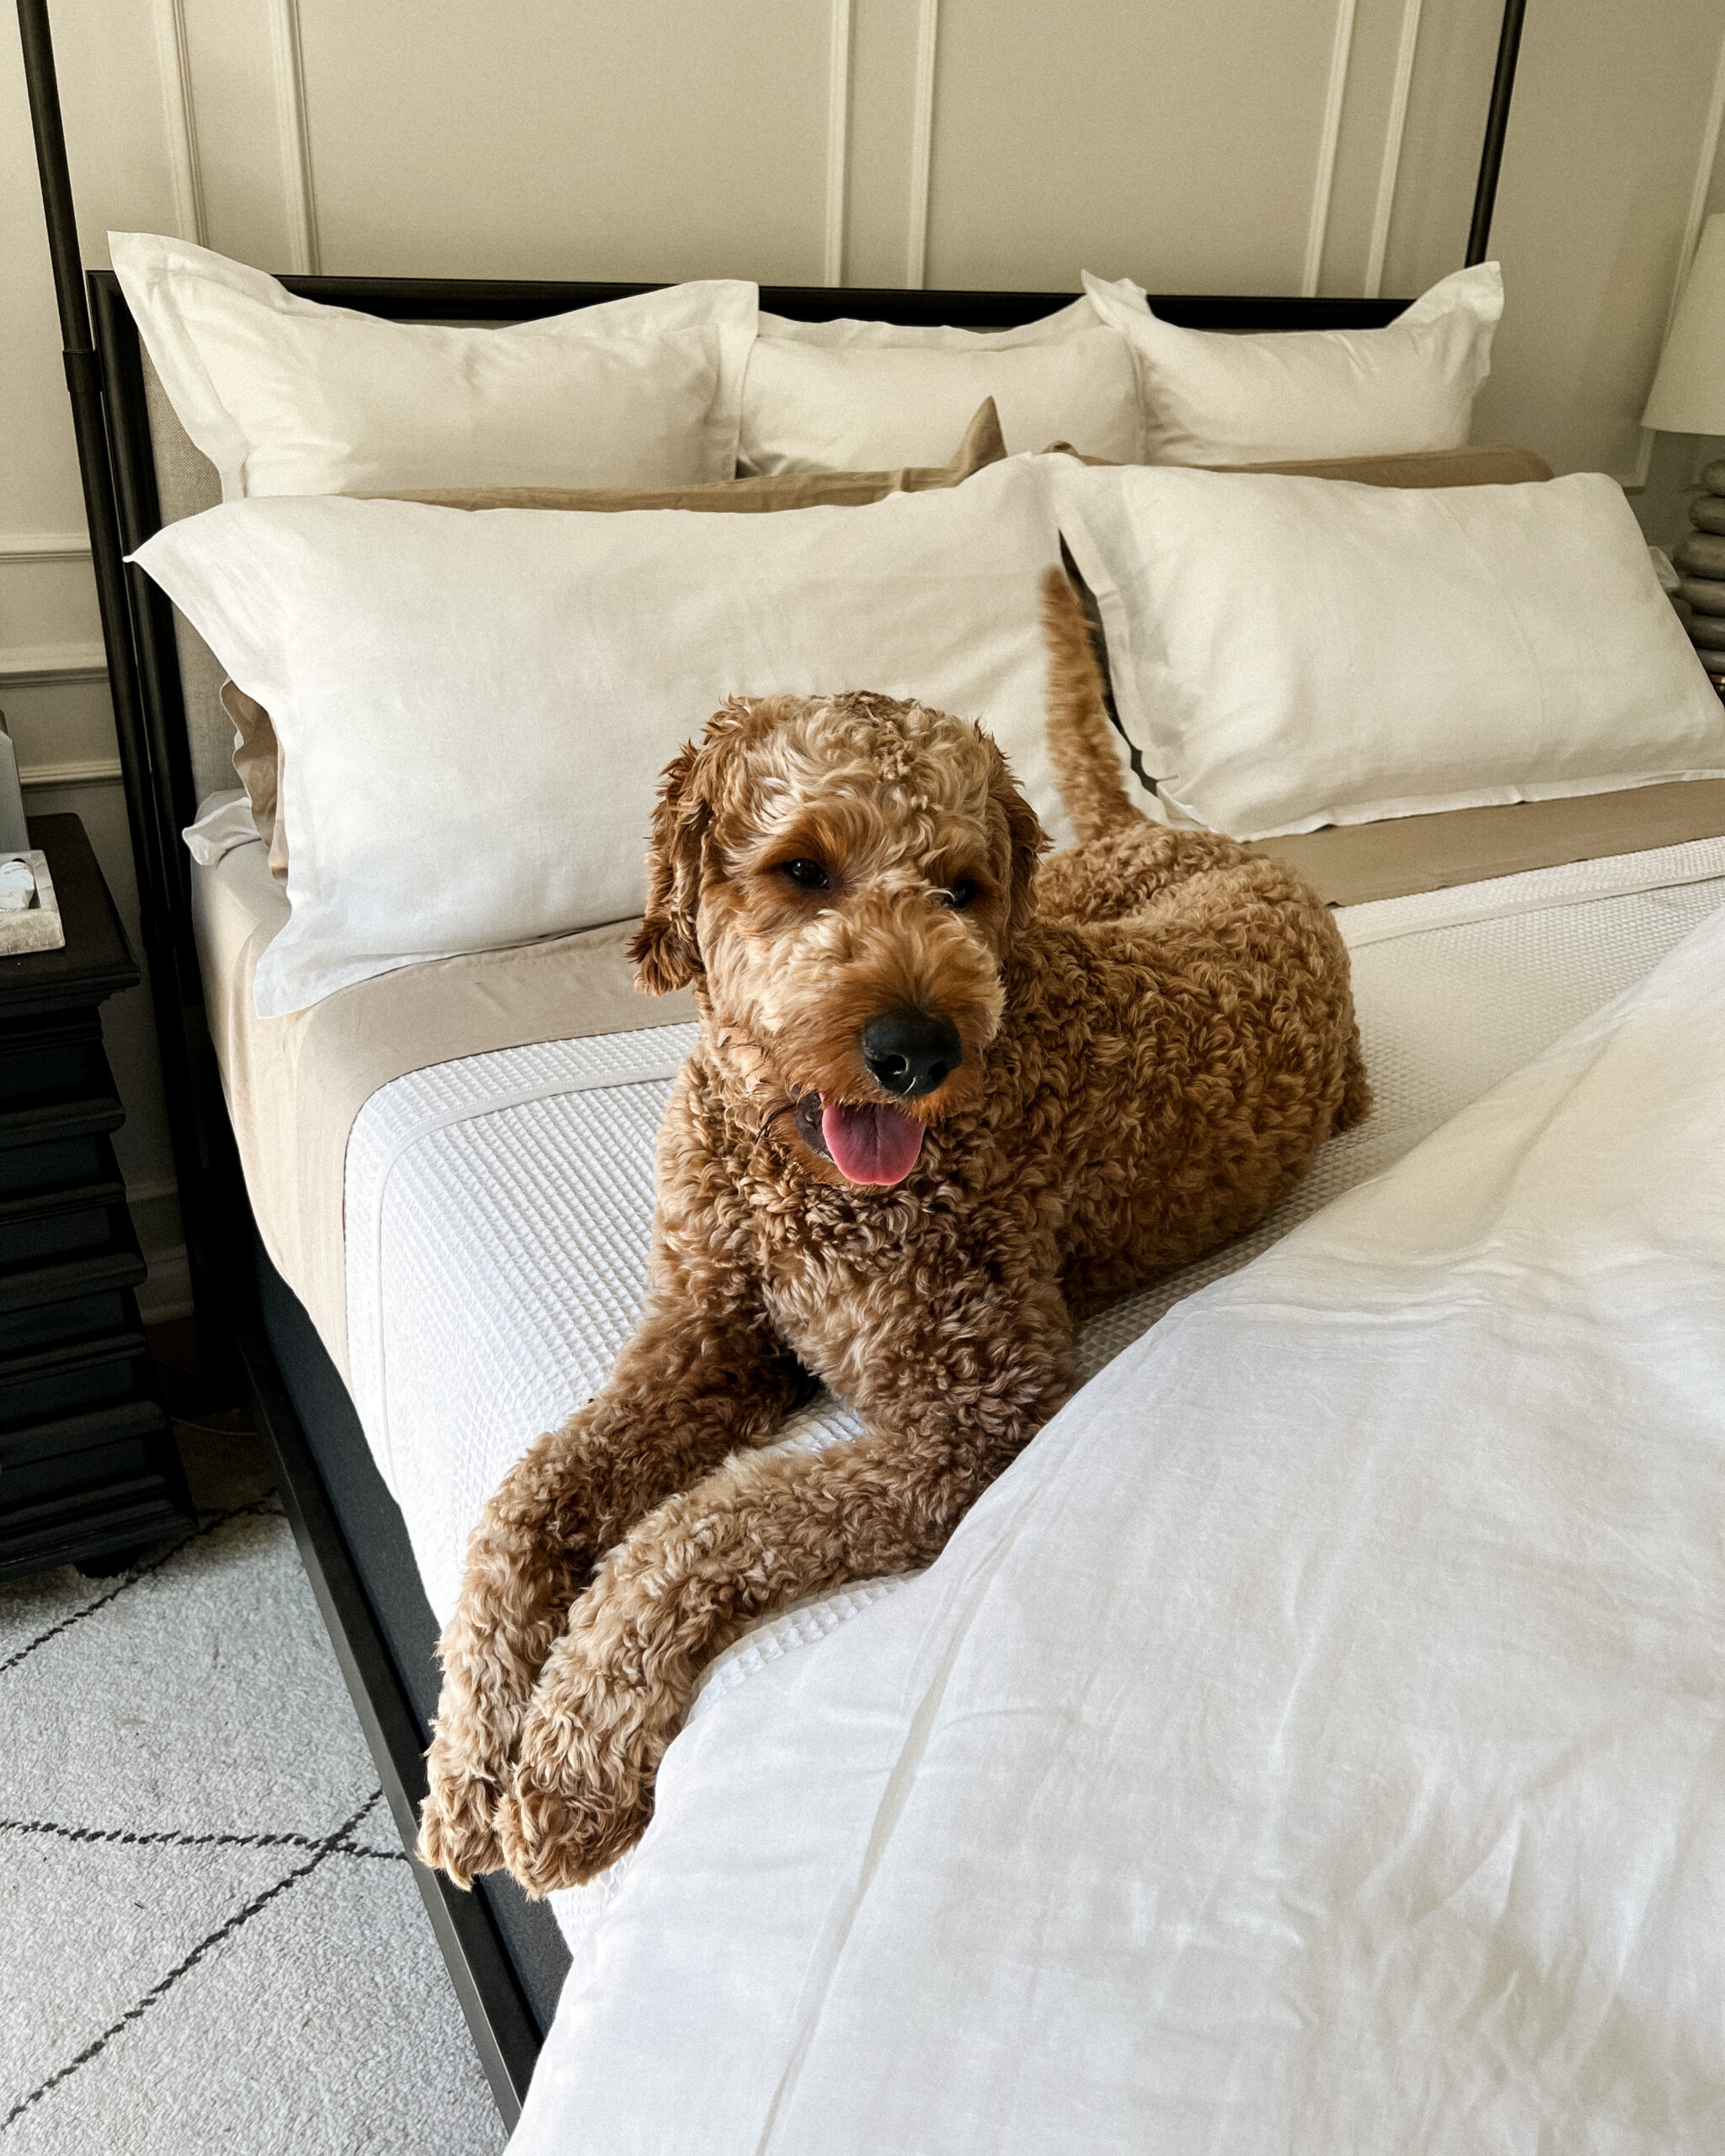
[419,570,1369,1895]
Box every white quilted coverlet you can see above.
[344,841,1725,1958]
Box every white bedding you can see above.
[345,840,1725,1630]
[506,876,1725,2155]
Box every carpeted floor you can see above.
[0,1414,506,2154]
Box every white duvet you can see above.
[510,899,1725,2154]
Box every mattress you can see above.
[344,837,1725,1657]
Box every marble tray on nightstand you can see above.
[0,851,66,954]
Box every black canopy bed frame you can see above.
[13,0,1527,2123]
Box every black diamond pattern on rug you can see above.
[0,1426,505,2154]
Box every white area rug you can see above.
[0,1425,505,2154]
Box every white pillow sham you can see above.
[1081,264,1502,465]
[1054,462,1725,841]
[133,459,1100,1016]
[740,302,1140,472]
[110,232,758,499]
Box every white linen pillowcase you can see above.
[133,458,1103,1016]
[1081,264,1502,465]
[740,302,1141,472]
[110,232,758,499]
[1054,462,1725,841]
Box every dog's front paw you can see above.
[495,1657,669,1895]
[417,1727,508,1886]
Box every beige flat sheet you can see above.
[1256,777,1725,905]
[191,841,694,1380]
[193,773,1725,1384]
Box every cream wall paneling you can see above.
[1621,23,1725,489]
[1365,0,1423,297]
[149,0,204,244]
[825,0,852,283]
[288,3,833,283]
[1302,0,1359,296]
[0,532,90,561]
[18,755,125,787]
[0,643,110,686]
[905,0,938,286]
[1467,0,1725,484]
[268,0,319,273]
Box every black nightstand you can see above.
[0,813,195,1579]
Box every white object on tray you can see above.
[0,851,64,953]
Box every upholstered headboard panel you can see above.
[139,349,231,803]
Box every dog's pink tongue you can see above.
[821,1100,924,1186]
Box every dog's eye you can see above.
[780,858,830,891]
[940,879,980,912]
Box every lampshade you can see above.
[1644,212,1725,433]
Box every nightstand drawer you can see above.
[0,1011,111,1107]
[0,1286,140,1358]
[0,1132,110,1198]
[0,1186,132,1270]
[0,1241,149,1319]
[1,1396,171,1487]
[0,1334,149,1431]
[0,1476,195,1585]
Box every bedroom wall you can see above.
[3,0,1723,1321]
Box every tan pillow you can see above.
[219,402,1011,873]
[222,678,287,882]
[380,396,1008,512]
[1044,440,1553,488]
[1208,444,1553,487]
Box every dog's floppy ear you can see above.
[631,741,712,995]
[987,740,1047,944]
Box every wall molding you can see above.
[1364,0,1423,299]
[1301,0,1359,297]
[824,0,852,285]
[269,0,322,275]
[1621,24,1725,491]
[0,643,109,687]
[151,0,207,246]
[19,756,125,790]
[905,0,940,288]
[0,532,91,563]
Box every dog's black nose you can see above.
[862,1011,963,1099]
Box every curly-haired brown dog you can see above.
[419,570,1370,1896]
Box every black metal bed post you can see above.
[15,0,222,1357]
[1466,0,1528,265]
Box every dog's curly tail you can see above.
[1041,565,1140,844]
